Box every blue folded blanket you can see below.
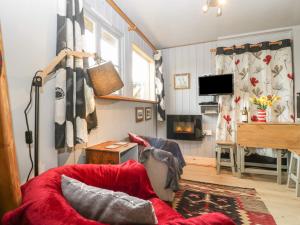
[142,136,186,169]
[140,137,186,191]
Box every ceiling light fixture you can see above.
[202,0,226,17]
[217,7,222,16]
[202,3,209,13]
[218,0,226,5]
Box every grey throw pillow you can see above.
[61,175,158,225]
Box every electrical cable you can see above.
[24,68,59,182]
[24,70,42,182]
[23,47,80,181]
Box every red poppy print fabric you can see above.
[234,96,241,104]
[250,77,259,87]
[263,55,272,65]
[223,115,231,124]
[287,73,294,80]
[215,40,294,144]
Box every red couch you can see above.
[2,160,235,225]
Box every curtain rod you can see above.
[210,40,284,53]
[105,0,158,54]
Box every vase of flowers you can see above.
[257,109,267,122]
[250,95,280,122]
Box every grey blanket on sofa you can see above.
[142,136,186,169]
[140,147,182,191]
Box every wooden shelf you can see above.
[95,95,158,104]
[200,105,218,115]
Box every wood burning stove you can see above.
[167,115,203,141]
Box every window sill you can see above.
[95,95,158,104]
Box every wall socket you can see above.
[203,129,212,136]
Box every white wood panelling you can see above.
[159,29,294,158]
[159,41,217,158]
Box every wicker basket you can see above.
[87,61,124,96]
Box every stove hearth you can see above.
[167,115,203,141]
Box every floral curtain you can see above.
[216,40,294,154]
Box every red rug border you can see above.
[180,178,257,192]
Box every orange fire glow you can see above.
[175,125,193,133]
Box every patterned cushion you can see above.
[128,132,151,147]
[61,175,158,225]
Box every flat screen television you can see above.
[198,74,233,95]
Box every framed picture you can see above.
[135,107,144,122]
[145,107,152,120]
[174,73,190,89]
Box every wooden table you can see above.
[85,141,138,165]
[237,123,300,184]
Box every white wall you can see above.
[0,0,156,183]
[0,0,58,184]
[89,101,156,146]
[160,28,297,158]
[158,42,217,157]
[59,100,156,165]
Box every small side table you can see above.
[86,141,138,165]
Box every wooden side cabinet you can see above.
[85,141,138,165]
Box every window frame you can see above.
[131,44,155,101]
[83,7,125,95]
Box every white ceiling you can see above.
[114,0,300,49]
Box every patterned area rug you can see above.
[173,180,276,225]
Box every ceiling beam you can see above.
[106,0,158,53]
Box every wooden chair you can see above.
[287,150,300,197]
[215,141,236,175]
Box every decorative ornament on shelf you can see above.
[250,95,281,122]
[202,0,226,17]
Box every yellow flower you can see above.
[250,94,280,110]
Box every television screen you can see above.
[199,74,233,95]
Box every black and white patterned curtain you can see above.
[55,0,97,149]
[154,50,165,121]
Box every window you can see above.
[83,12,123,95]
[84,16,96,65]
[100,29,120,71]
[132,44,155,100]
[83,7,155,100]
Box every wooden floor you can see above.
[182,164,300,225]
